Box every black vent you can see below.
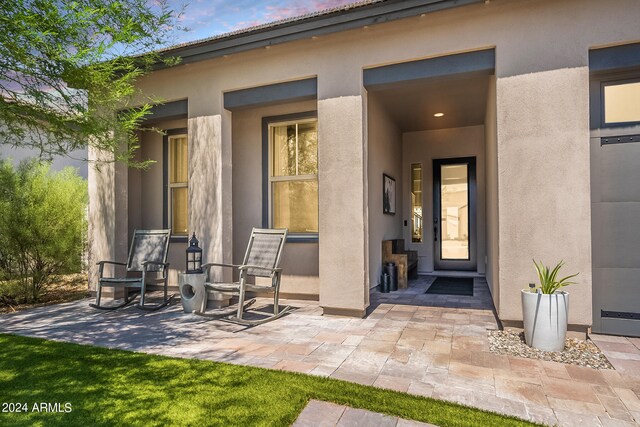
[601,310,640,320]
[601,134,640,145]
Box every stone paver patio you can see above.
[1,277,639,426]
[293,400,437,426]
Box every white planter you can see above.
[521,289,569,352]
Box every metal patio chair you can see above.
[90,229,174,311]
[195,228,290,325]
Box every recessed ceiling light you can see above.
[434,113,444,117]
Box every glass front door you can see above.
[433,157,477,271]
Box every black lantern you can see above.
[186,233,203,274]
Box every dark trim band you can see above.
[364,49,495,90]
[590,42,640,74]
[224,78,317,111]
[145,99,188,123]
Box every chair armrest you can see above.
[238,265,282,274]
[202,262,240,269]
[97,260,127,279]
[96,260,126,267]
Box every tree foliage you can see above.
[0,159,87,303]
[0,0,184,166]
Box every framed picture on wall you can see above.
[383,173,396,215]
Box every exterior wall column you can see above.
[87,147,129,298]
[317,86,369,316]
[495,66,592,327]
[188,112,233,282]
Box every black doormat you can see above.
[425,277,474,296]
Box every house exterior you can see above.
[88,0,640,337]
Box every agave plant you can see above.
[532,260,579,294]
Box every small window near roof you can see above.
[603,80,640,124]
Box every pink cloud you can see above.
[230,0,361,31]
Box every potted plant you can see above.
[521,260,579,351]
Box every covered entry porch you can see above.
[364,49,498,311]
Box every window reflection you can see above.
[411,164,422,243]
[441,164,469,260]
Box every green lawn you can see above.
[0,334,539,426]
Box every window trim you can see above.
[589,61,640,142]
[410,162,423,244]
[262,111,318,243]
[599,77,640,128]
[163,128,188,241]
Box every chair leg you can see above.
[136,273,175,311]
[163,274,168,302]
[236,277,247,320]
[227,305,292,326]
[226,283,292,326]
[96,283,102,307]
[139,280,147,307]
[273,285,280,316]
[194,299,256,319]
[90,285,140,310]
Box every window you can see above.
[268,118,318,237]
[411,163,422,243]
[603,80,640,125]
[168,134,188,236]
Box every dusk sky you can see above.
[169,0,361,44]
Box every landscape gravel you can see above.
[488,329,613,370]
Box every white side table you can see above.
[178,272,232,313]
[178,272,207,313]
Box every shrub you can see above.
[0,159,87,303]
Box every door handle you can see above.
[434,218,438,242]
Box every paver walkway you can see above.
[293,400,437,426]
[1,277,639,426]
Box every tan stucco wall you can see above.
[231,100,319,295]
[367,93,403,289]
[402,126,486,274]
[496,67,592,325]
[318,95,368,314]
[127,118,188,285]
[88,148,115,292]
[89,0,640,320]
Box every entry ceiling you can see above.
[369,75,490,132]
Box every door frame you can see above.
[433,156,477,271]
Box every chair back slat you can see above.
[243,228,287,278]
[127,229,171,272]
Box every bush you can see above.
[0,159,87,304]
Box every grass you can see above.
[0,334,539,426]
